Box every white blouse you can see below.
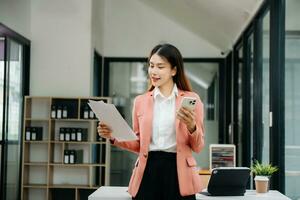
[149,84,178,153]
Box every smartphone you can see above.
[180,97,197,110]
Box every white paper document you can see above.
[88,100,138,141]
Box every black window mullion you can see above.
[103,58,110,96]
[19,42,30,200]
[218,59,226,144]
[0,36,10,200]
[225,52,233,144]
[269,0,286,193]
[253,16,264,163]
[23,44,30,96]
[233,45,241,166]
[0,37,6,200]
[242,34,252,168]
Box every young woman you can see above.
[97,43,205,200]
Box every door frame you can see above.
[102,57,226,143]
[231,0,286,192]
[0,23,30,200]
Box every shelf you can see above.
[25,96,51,100]
[22,96,111,200]
[48,184,99,189]
[23,184,48,189]
[50,140,105,144]
[50,118,98,122]
[25,118,49,121]
[49,163,106,167]
[111,169,126,173]
[24,162,48,166]
[24,140,49,144]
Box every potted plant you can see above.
[251,160,278,193]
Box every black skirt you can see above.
[132,151,196,200]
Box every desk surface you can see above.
[199,169,211,175]
[88,186,291,200]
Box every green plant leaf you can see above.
[251,160,278,176]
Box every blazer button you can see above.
[143,153,148,158]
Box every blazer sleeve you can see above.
[188,94,205,153]
[111,96,141,154]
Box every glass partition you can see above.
[108,61,146,186]
[107,60,219,185]
[184,62,219,168]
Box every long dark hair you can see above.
[147,43,192,91]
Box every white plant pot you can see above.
[254,176,269,193]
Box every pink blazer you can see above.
[112,89,205,197]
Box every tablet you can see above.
[202,167,251,196]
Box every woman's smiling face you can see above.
[148,53,177,89]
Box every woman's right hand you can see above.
[97,122,113,140]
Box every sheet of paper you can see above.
[88,100,138,141]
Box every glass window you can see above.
[108,61,146,186]
[8,40,23,140]
[262,11,270,165]
[0,37,4,141]
[285,0,300,199]
[0,37,4,193]
[184,62,219,168]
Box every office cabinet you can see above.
[21,96,111,200]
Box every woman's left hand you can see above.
[176,107,196,133]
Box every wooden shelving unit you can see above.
[21,96,112,200]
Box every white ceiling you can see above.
[139,0,264,52]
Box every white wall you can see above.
[0,0,31,38]
[91,0,105,96]
[1,0,222,98]
[102,0,221,58]
[92,0,105,54]
[29,0,93,96]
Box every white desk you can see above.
[88,186,291,200]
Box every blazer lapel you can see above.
[144,91,154,151]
